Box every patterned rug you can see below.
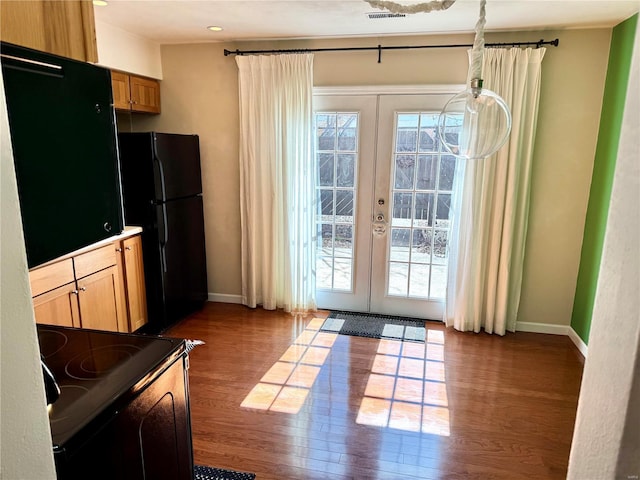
[320,311,426,342]
[194,465,256,480]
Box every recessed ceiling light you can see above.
[93,0,108,6]
[207,26,223,32]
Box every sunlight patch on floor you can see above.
[356,331,450,436]
[241,317,336,414]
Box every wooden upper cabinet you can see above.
[111,71,161,114]
[111,71,132,111]
[0,0,98,63]
[129,75,161,113]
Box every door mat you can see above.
[320,311,426,342]
[194,465,256,480]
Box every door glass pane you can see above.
[337,154,355,187]
[388,112,459,300]
[409,264,430,298]
[414,193,434,227]
[318,153,334,186]
[333,258,352,290]
[390,228,411,262]
[432,229,449,266]
[411,229,431,264]
[336,190,354,218]
[319,224,333,255]
[335,225,353,256]
[315,112,359,292]
[394,154,415,189]
[439,155,456,191]
[316,114,336,150]
[337,114,357,151]
[388,262,409,296]
[396,114,419,152]
[436,194,452,225]
[416,155,437,190]
[392,192,413,227]
[319,190,334,221]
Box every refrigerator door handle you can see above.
[154,156,168,202]
[158,203,169,273]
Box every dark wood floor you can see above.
[168,302,584,480]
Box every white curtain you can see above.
[236,54,316,312]
[446,48,546,334]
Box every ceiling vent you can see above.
[367,12,407,19]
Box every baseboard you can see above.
[208,293,243,304]
[567,327,588,357]
[515,322,569,335]
[516,322,588,358]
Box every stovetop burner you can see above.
[37,325,184,449]
[65,344,143,380]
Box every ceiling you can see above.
[93,0,640,45]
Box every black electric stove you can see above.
[37,325,194,480]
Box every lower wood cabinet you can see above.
[30,233,147,332]
[76,265,123,332]
[32,282,80,328]
[120,235,148,331]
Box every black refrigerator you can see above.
[118,132,207,332]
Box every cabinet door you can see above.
[33,283,80,328]
[29,258,75,297]
[0,0,98,63]
[77,266,122,332]
[129,75,161,114]
[111,71,131,111]
[123,236,148,331]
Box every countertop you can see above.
[30,226,143,271]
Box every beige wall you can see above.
[95,20,163,79]
[133,28,610,326]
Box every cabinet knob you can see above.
[79,287,87,292]
[71,290,79,295]
[125,246,132,251]
[116,247,123,252]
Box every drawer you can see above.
[74,244,117,279]
[29,259,75,297]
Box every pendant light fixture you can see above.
[437,0,512,159]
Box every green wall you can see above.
[571,13,638,345]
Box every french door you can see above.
[314,91,460,320]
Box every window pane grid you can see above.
[388,112,458,300]
[315,112,359,292]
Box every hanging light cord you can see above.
[470,0,486,84]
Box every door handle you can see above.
[373,212,388,237]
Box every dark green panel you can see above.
[2,42,123,267]
[570,14,638,344]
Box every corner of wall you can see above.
[569,13,639,346]
[94,20,163,79]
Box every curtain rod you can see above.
[223,38,559,63]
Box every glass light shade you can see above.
[438,87,512,159]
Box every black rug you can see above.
[320,311,426,342]
[194,465,256,480]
